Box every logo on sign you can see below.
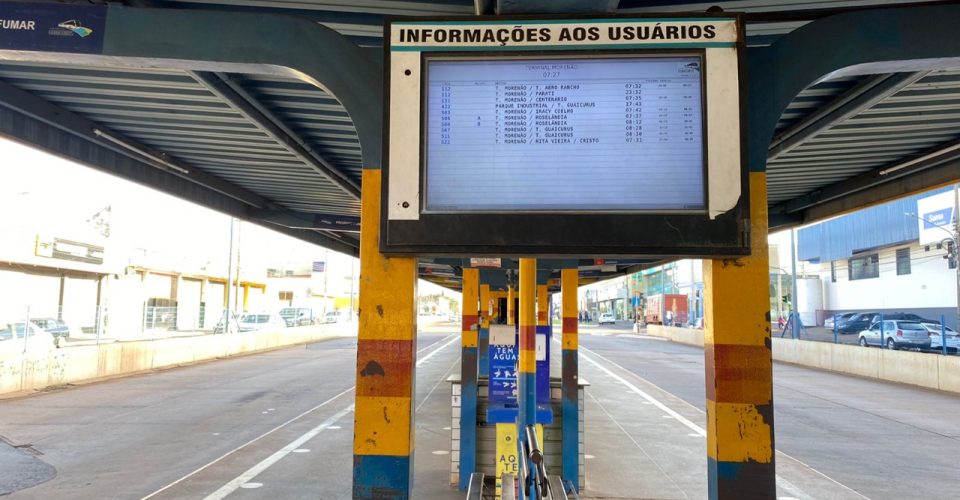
[51,19,93,38]
[923,208,953,229]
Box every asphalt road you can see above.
[1,322,958,499]
[578,322,960,500]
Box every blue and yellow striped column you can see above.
[458,268,480,490]
[704,172,776,499]
[352,169,418,499]
[479,283,491,378]
[560,268,579,491]
[518,259,537,430]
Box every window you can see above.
[848,253,879,281]
[830,261,837,282]
[896,248,911,275]
[279,291,293,301]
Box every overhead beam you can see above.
[767,71,928,161]
[496,0,619,14]
[0,78,271,210]
[774,137,960,216]
[0,79,358,255]
[189,71,361,199]
[799,157,960,224]
[251,210,360,232]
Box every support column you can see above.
[704,172,776,499]
[518,259,537,430]
[536,284,548,328]
[560,268,580,491]
[242,284,250,312]
[352,169,418,499]
[507,285,515,326]
[479,283,491,378]
[459,268,480,491]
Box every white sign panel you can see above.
[917,190,957,245]
[425,55,704,211]
[387,17,742,220]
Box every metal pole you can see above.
[941,314,948,356]
[324,249,329,313]
[23,306,30,354]
[880,313,886,349]
[349,257,356,321]
[225,217,236,333]
[233,221,242,314]
[776,270,783,322]
[790,228,799,339]
[953,183,959,333]
[833,314,838,344]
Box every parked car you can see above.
[213,312,241,334]
[858,320,931,350]
[598,313,616,325]
[30,318,77,339]
[878,312,939,324]
[0,322,57,349]
[279,307,315,327]
[824,312,857,330]
[838,312,879,334]
[920,323,959,353]
[323,311,344,324]
[238,312,287,332]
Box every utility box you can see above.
[645,294,689,325]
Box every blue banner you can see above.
[0,2,106,54]
[488,344,518,405]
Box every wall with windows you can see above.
[818,242,957,327]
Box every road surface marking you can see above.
[203,405,355,500]
[141,333,458,500]
[577,342,867,500]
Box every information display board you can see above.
[424,55,705,212]
[382,14,748,257]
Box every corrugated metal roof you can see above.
[0,60,361,216]
[767,69,960,205]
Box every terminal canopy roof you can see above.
[1,0,958,289]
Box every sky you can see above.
[0,137,453,297]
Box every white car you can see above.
[921,323,959,353]
[598,313,616,325]
[0,322,57,350]
[238,313,287,332]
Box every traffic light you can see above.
[945,240,957,269]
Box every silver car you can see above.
[858,320,931,350]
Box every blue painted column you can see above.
[479,283,491,378]
[459,268,480,490]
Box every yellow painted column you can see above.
[352,169,418,498]
[703,172,775,499]
[507,285,515,326]
[241,284,250,312]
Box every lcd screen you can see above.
[423,55,706,212]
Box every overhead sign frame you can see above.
[381,13,749,257]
